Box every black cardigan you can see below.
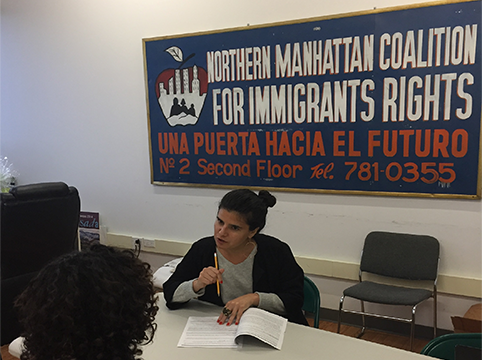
[163,234,308,325]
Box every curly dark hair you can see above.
[14,244,158,360]
[219,189,276,233]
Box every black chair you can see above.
[1,182,81,345]
[337,231,440,351]
[1,275,36,344]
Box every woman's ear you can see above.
[248,227,259,239]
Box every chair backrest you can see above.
[421,333,482,360]
[360,231,440,281]
[303,276,320,327]
[1,182,81,279]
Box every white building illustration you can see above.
[158,65,206,126]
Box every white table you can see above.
[142,300,431,360]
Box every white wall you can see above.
[2,0,481,331]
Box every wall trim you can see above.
[105,233,482,299]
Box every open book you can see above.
[177,307,288,349]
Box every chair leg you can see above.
[357,300,366,338]
[433,289,438,339]
[337,296,345,333]
[410,305,417,351]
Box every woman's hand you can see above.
[217,293,260,325]
[192,266,224,293]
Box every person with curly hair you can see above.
[13,244,158,360]
[163,189,307,326]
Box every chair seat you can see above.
[343,281,433,306]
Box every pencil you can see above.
[214,252,220,297]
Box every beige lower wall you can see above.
[105,232,482,299]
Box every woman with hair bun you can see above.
[163,189,307,326]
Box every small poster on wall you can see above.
[79,211,100,250]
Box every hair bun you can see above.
[258,190,276,208]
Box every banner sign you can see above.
[143,0,481,198]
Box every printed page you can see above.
[177,316,240,348]
[235,308,287,350]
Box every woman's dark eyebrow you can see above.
[217,215,243,229]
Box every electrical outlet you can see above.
[132,237,141,250]
[142,238,155,248]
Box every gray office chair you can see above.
[302,276,320,328]
[337,231,440,351]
